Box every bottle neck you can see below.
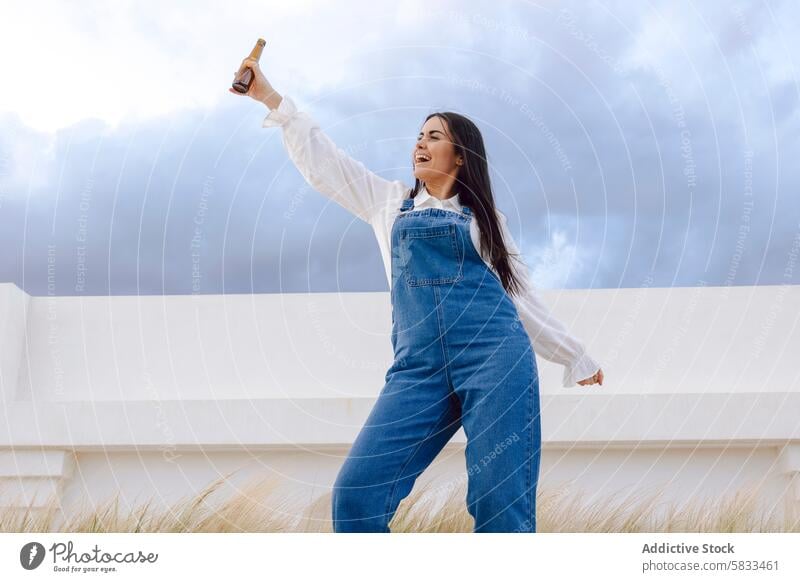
[249,40,265,61]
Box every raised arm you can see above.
[496,210,602,387]
[229,55,405,223]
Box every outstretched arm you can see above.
[496,210,603,387]
[230,56,405,223]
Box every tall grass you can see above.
[2,477,796,533]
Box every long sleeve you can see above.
[262,94,406,223]
[497,211,601,387]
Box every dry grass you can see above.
[2,476,797,533]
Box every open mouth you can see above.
[415,152,431,164]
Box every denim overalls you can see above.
[332,195,541,533]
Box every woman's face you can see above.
[413,115,462,184]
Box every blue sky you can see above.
[0,0,798,296]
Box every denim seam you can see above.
[526,369,534,530]
[459,216,504,287]
[403,226,452,238]
[528,348,539,532]
[399,207,471,220]
[433,286,455,392]
[383,401,454,523]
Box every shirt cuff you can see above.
[262,94,297,128]
[562,351,601,387]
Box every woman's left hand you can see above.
[577,368,603,386]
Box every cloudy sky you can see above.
[1,0,798,296]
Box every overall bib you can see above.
[331,196,541,533]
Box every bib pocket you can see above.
[399,223,463,286]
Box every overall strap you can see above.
[400,197,415,212]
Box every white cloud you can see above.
[0,0,528,133]
[525,228,591,289]
[0,0,378,132]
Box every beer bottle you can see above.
[232,38,266,94]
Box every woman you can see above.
[230,57,603,533]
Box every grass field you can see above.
[2,477,796,533]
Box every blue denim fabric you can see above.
[332,196,541,533]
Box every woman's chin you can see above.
[413,169,435,182]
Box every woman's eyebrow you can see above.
[418,129,446,136]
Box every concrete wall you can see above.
[1,282,798,526]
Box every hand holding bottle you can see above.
[228,39,282,110]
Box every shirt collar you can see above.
[416,185,462,211]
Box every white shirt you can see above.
[263,94,601,387]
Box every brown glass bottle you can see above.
[232,38,266,94]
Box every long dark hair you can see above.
[409,111,526,297]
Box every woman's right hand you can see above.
[577,368,604,386]
[228,57,281,109]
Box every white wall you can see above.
[1,282,798,527]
